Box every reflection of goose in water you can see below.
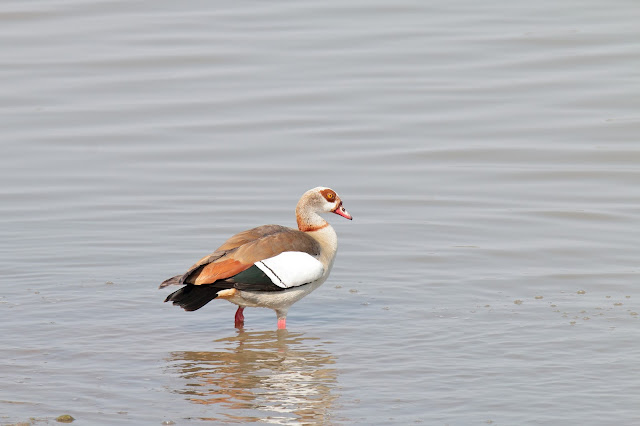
[166,329,339,424]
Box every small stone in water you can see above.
[534,295,543,299]
[577,290,586,294]
[56,414,75,423]
[162,421,176,425]
[514,299,523,305]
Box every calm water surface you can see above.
[2,0,640,425]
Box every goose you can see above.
[160,187,352,329]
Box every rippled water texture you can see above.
[2,0,640,424]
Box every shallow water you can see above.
[2,0,640,424]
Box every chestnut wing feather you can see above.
[178,225,321,287]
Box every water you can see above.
[2,0,640,424]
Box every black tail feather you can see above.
[164,285,220,311]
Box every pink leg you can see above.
[234,307,245,328]
[277,317,286,329]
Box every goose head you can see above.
[296,187,352,231]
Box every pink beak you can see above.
[333,203,352,220]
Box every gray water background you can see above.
[1,0,639,424]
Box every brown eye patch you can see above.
[320,189,337,202]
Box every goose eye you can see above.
[320,188,337,202]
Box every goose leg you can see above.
[277,317,286,329]
[234,307,245,328]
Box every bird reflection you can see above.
[166,329,338,424]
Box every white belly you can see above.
[230,275,328,311]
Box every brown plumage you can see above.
[160,225,320,287]
[160,187,352,329]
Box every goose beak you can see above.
[333,203,352,220]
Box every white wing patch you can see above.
[255,251,324,289]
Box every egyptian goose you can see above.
[160,187,352,329]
